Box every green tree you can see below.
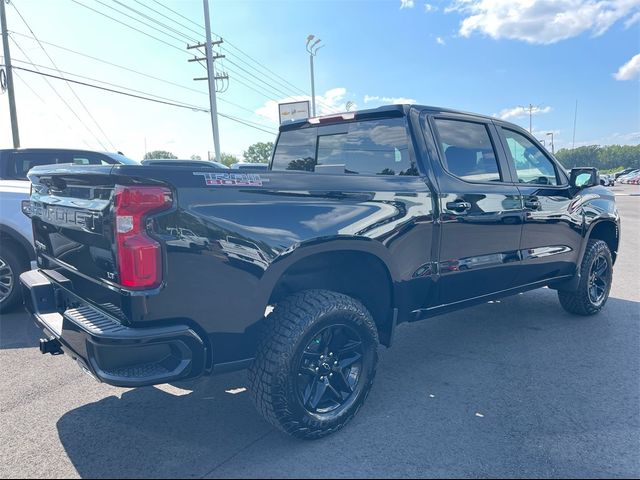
[220,152,240,167]
[190,154,202,160]
[243,142,274,164]
[555,144,640,171]
[144,150,177,160]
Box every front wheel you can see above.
[249,289,379,439]
[558,239,613,316]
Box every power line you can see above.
[11,2,116,149]
[9,36,109,150]
[112,0,201,44]
[14,66,277,135]
[10,31,276,126]
[149,0,205,32]
[218,112,276,135]
[12,69,94,149]
[69,0,186,54]
[132,0,204,40]
[132,0,337,113]
[11,58,207,110]
[14,65,208,112]
[223,57,299,100]
[9,31,209,97]
[90,0,195,46]
[71,0,304,110]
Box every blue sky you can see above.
[0,0,638,159]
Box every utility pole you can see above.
[189,0,222,162]
[0,0,20,148]
[306,35,323,117]
[519,103,538,134]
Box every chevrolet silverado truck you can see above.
[20,105,619,439]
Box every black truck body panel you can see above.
[21,105,620,386]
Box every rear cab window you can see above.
[271,117,417,176]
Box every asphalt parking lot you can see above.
[1,185,638,479]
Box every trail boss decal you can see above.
[194,172,264,187]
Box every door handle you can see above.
[446,200,472,212]
[524,199,542,210]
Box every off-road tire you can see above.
[248,289,379,440]
[558,239,613,316]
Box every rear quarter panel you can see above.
[110,166,437,364]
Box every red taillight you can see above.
[114,185,172,289]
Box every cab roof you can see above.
[279,104,496,131]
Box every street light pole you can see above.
[546,132,555,154]
[306,35,323,117]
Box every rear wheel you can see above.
[558,239,613,316]
[0,243,25,313]
[249,289,378,439]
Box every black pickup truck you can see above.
[20,105,619,439]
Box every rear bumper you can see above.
[20,269,206,388]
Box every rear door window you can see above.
[272,117,417,176]
[433,118,502,183]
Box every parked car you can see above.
[599,173,614,186]
[0,148,137,312]
[231,162,268,171]
[614,168,636,180]
[21,105,619,439]
[626,173,640,184]
[619,170,640,183]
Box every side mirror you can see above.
[570,167,599,189]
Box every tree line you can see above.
[143,142,274,167]
[555,144,640,172]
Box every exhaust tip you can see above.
[39,337,63,355]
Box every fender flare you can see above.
[0,224,36,262]
[551,217,619,292]
[257,236,397,313]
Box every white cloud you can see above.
[400,0,415,8]
[255,87,351,122]
[447,0,640,44]
[436,36,446,45]
[573,131,640,147]
[364,95,417,104]
[614,53,640,80]
[626,10,640,27]
[497,105,552,120]
[424,3,437,12]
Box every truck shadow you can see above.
[56,373,273,478]
[55,292,640,478]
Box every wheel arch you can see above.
[0,224,35,265]
[265,241,397,347]
[587,219,619,264]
